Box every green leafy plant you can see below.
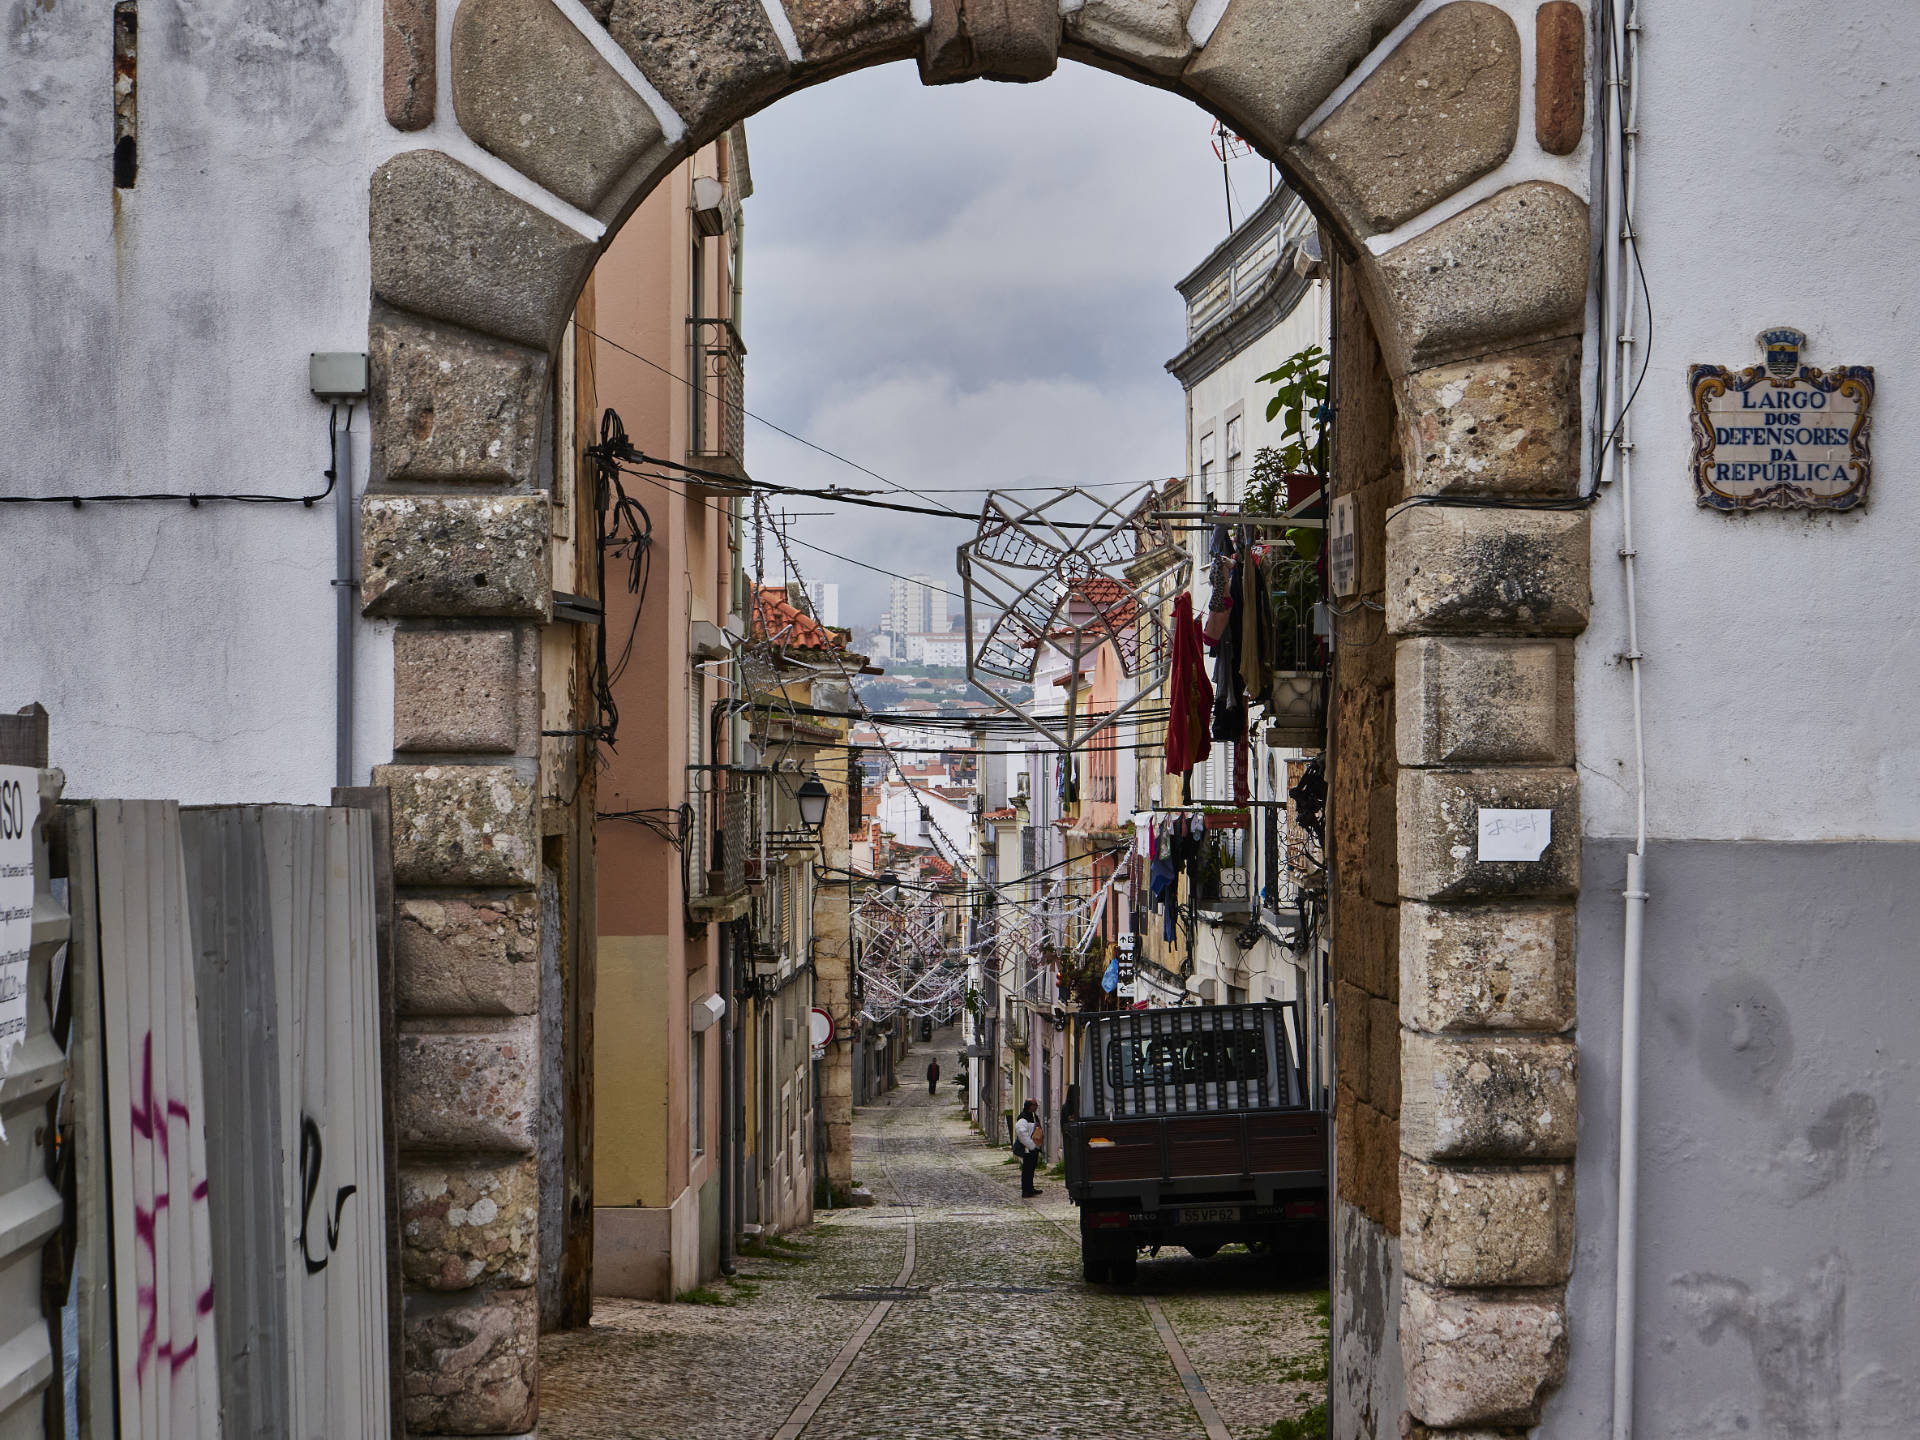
[1264,1402,1328,1440]
[740,1235,814,1264]
[1245,345,1330,516]
[813,1175,860,1209]
[1273,1353,1328,1385]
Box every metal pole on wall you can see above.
[718,930,734,1275]
[335,407,354,788]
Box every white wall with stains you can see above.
[1566,9,1920,1435]
[1557,839,1919,1438]
[1,0,391,802]
[1576,3,1920,844]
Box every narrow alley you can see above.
[540,1037,1330,1440]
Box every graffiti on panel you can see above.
[126,1031,215,1382]
[297,1115,357,1275]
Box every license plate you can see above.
[1179,1206,1240,1225]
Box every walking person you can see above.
[926,1056,941,1095]
[1014,1099,1044,1197]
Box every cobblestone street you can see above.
[540,1063,1329,1439]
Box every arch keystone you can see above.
[1181,0,1419,158]
[921,0,1060,83]
[452,0,673,219]
[1290,1,1520,236]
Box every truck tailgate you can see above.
[1077,1110,1326,1186]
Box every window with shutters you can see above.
[1020,825,1035,876]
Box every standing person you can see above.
[1014,1099,1044,1197]
[926,1056,941,1095]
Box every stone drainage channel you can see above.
[539,1078,1329,1440]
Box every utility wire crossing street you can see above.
[539,1070,1330,1439]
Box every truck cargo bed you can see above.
[1067,1109,1326,1210]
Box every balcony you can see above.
[685,763,764,923]
[1260,550,1327,749]
[688,316,748,486]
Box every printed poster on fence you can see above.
[0,766,37,1082]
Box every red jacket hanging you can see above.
[1165,592,1212,778]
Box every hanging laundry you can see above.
[1202,524,1235,645]
[1165,592,1211,778]
[1149,818,1180,943]
[1239,540,1273,708]
[1210,534,1248,745]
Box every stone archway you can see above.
[364,0,1591,1432]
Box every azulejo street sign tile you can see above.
[1689,327,1874,512]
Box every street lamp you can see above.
[795,774,831,835]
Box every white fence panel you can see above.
[264,808,389,1439]
[92,800,220,1440]
[181,807,390,1438]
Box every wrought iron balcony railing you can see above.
[685,763,765,905]
[688,316,746,470]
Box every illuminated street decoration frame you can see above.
[956,485,1191,753]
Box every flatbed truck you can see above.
[1062,1002,1328,1283]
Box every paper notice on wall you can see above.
[1477,807,1551,862]
[0,766,38,1089]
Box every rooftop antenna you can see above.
[1210,120,1253,233]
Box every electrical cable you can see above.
[579,408,657,750]
[572,317,1293,507]
[3,404,351,507]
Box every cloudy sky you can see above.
[737,58,1279,631]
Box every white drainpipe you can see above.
[1600,2,1649,1437]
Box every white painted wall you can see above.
[1576,1,1920,844]
[1,0,393,804]
[1183,281,1327,522]
[878,783,972,864]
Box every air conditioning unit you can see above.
[691,175,728,236]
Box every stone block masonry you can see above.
[360,2,1601,1431]
[369,312,550,488]
[1292,3,1520,236]
[452,0,672,218]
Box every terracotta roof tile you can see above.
[752,586,842,652]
